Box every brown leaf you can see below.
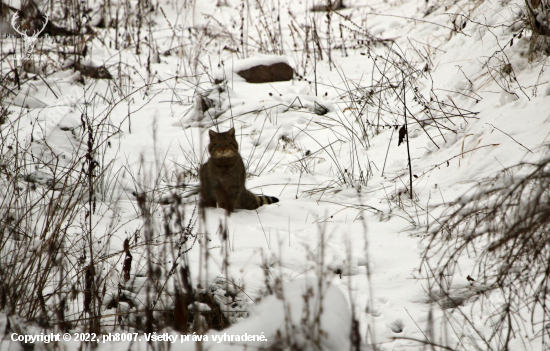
[123,252,132,283]
[123,238,130,253]
[398,125,407,146]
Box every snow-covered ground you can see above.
[1,0,550,350]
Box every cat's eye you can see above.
[216,143,220,146]
[226,142,229,146]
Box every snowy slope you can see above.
[1,0,550,350]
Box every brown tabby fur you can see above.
[199,128,279,214]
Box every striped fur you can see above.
[255,195,279,206]
[199,128,279,214]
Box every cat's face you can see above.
[208,128,239,158]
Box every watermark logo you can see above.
[11,11,48,60]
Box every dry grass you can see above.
[422,149,550,349]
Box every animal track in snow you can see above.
[389,319,404,333]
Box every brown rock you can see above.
[311,0,345,12]
[237,62,294,83]
[74,62,112,79]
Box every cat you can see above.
[199,127,279,214]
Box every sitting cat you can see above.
[199,127,279,214]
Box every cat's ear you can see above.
[209,130,216,139]
[228,127,235,138]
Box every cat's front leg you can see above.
[218,184,243,214]
[214,187,234,214]
[199,164,217,208]
[199,190,217,208]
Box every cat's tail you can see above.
[255,194,279,206]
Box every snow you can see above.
[1,0,550,350]
[186,277,351,351]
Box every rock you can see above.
[311,0,345,12]
[73,62,112,79]
[237,62,294,83]
[191,85,228,121]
